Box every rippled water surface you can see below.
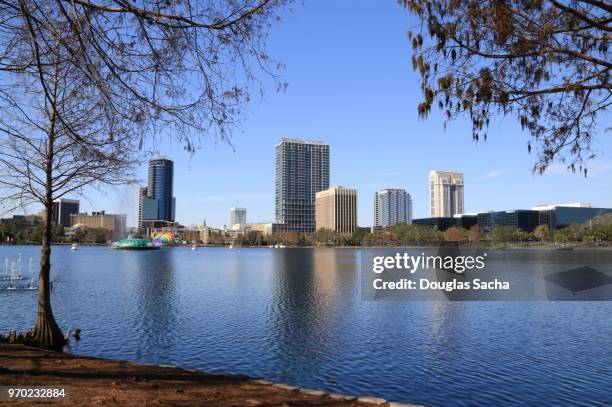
[1,246,611,406]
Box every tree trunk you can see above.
[32,202,64,351]
[32,106,64,352]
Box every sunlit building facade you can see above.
[315,186,357,234]
[429,170,464,217]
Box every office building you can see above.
[231,222,273,238]
[140,157,176,229]
[531,202,592,211]
[315,186,357,234]
[455,214,478,230]
[412,204,612,232]
[230,208,247,228]
[137,187,147,231]
[52,198,80,227]
[275,138,330,234]
[70,211,127,241]
[373,188,412,228]
[413,217,457,231]
[490,210,540,232]
[429,170,464,217]
[534,205,612,229]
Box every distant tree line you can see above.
[0,221,63,244]
[232,213,612,247]
[5,213,611,247]
[0,219,109,244]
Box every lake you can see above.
[1,245,611,406]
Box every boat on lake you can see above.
[112,235,160,251]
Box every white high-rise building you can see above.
[429,170,464,217]
[230,207,247,228]
[373,189,412,227]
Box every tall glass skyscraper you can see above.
[140,157,175,228]
[275,138,330,234]
[374,189,412,227]
[148,157,175,221]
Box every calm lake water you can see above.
[1,245,612,406]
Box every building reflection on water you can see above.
[133,249,178,361]
[269,248,359,383]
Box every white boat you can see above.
[191,245,197,250]
[229,244,234,249]
[279,244,286,248]
[70,243,78,251]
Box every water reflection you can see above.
[1,246,612,406]
[133,249,177,361]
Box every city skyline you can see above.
[19,141,612,230]
[9,0,611,227]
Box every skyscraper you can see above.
[230,207,247,228]
[315,186,357,234]
[373,189,412,228]
[429,170,464,217]
[137,186,147,231]
[52,198,80,227]
[140,157,175,229]
[275,138,330,234]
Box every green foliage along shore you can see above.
[236,213,612,248]
[3,214,612,248]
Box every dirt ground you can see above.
[0,345,417,406]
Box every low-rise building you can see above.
[70,211,127,241]
[535,206,612,229]
[412,217,457,231]
[413,204,612,233]
[231,222,273,238]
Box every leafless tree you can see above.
[0,0,287,351]
[401,0,610,174]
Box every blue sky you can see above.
[77,1,611,228]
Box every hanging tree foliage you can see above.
[401,0,611,175]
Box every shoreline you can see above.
[1,243,611,251]
[0,345,419,406]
